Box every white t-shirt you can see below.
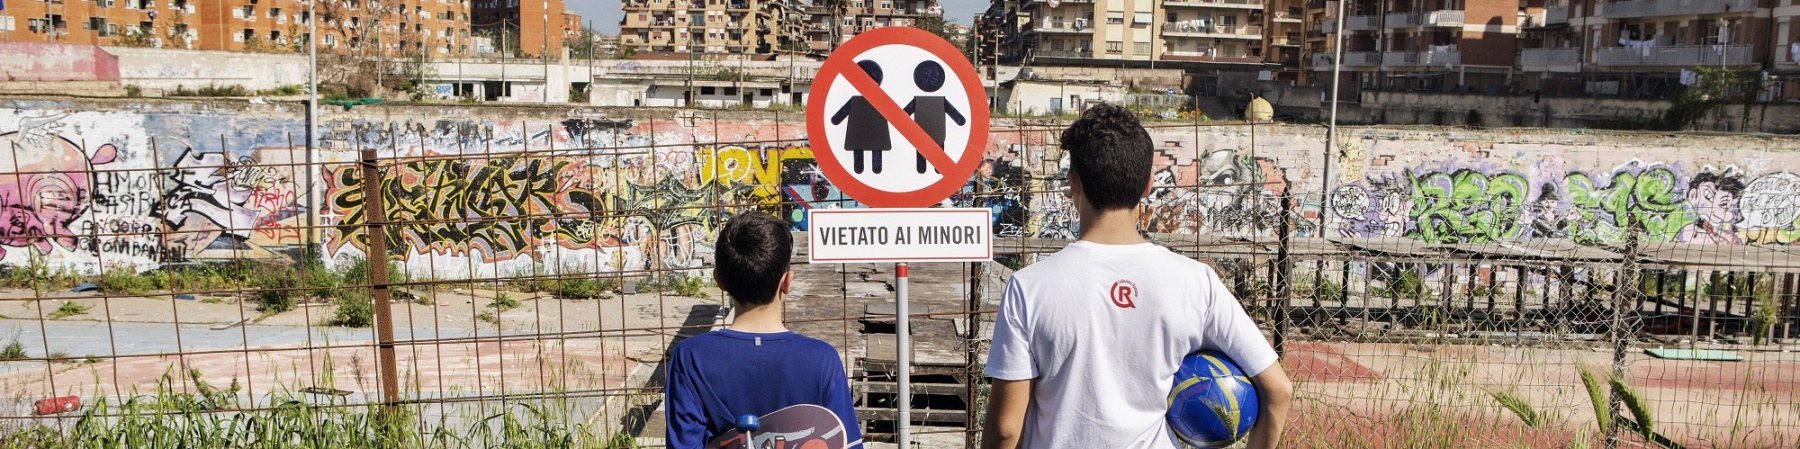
[984,241,1280,449]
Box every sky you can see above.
[567,0,985,34]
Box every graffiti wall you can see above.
[0,108,304,275]
[7,98,1800,278]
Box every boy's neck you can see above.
[1078,207,1148,246]
[727,301,789,333]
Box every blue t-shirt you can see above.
[664,328,862,449]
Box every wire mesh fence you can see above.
[0,116,1796,448]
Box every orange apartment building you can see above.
[471,0,573,57]
[0,0,475,56]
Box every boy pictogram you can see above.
[829,60,891,174]
[903,61,966,174]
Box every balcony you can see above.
[1036,49,1095,59]
[1345,51,1380,66]
[1423,10,1463,27]
[1382,51,1417,65]
[1384,12,1419,28]
[1419,50,1459,65]
[1164,0,1260,9]
[1344,15,1379,31]
[1599,0,1755,19]
[1163,23,1262,39]
[1520,47,1580,71]
[1270,35,1300,46]
[1544,4,1568,25]
[1161,51,1261,63]
[1035,19,1092,33]
[1594,44,1753,66]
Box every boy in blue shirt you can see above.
[664,212,863,448]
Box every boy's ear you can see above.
[778,270,794,296]
[1142,175,1155,199]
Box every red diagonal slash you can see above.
[837,63,957,171]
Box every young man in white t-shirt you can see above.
[981,104,1293,449]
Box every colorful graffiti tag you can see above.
[1,112,304,271]
[1327,159,1800,245]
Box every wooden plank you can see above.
[857,381,967,396]
[855,407,967,425]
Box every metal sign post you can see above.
[896,262,911,447]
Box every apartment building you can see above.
[1519,0,1769,94]
[1304,0,1518,92]
[473,0,574,57]
[803,0,941,54]
[618,0,804,59]
[1,0,475,56]
[984,0,1286,74]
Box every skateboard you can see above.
[705,403,851,449]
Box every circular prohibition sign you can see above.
[805,26,990,208]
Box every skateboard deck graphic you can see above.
[705,404,849,449]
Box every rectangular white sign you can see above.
[807,208,993,264]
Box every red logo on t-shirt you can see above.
[1109,280,1138,309]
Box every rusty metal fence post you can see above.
[357,148,403,421]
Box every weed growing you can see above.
[48,301,88,319]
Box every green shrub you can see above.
[98,268,154,295]
[253,268,299,313]
[325,289,374,327]
[49,301,88,319]
[488,293,520,311]
[0,341,25,360]
[551,278,599,299]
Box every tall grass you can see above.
[0,368,602,448]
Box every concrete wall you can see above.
[6,98,1800,279]
[0,42,121,82]
[106,46,309,91]
[1002,82,1126,115]
[1345,90,1800,133]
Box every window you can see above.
[0,16,15,32]
[724,87,737,95]
[234,29,246,42]
[1223,15,1237,27]
[1106,40,1122,54]
[1107,12,1123,24]
[270,8,281,18]
[880,1,891,8]
[99,0,116,7]
[1134,42,1149,54]
[1050,39,1064,51]
[1167,12,1177,22]
[702,86,716,95]
[29,18,44,33]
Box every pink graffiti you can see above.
[0,130,118,259]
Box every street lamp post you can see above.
[1324,0,1346,231]
[306,0,319,251]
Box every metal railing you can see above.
[1384,12,1420,28]
[1423,10,1463,27]
[1600,0,1756,18]
[1520,47,1580,70]
[1594,44,1754,67]
[1345,15,1380,31]
[1163,0,1259,8]
[1345,51,1381,66]
[1161,23,1263,38]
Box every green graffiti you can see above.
[1563,167,1691,244]
[1408,170,1530,244]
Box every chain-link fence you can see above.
[0,116,1796,448]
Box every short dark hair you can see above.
[714,212,793,306]
[1060,103,1154,211]
[1690,171,1745,196]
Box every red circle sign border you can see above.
[805,26,990,209]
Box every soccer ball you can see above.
[1167,350,1259,449]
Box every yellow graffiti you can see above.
[698,145,814,202]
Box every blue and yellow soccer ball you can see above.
[1167,350,1259,449]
